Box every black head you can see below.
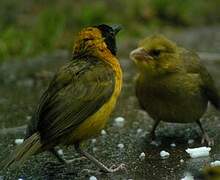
[95,24,121,55]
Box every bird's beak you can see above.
[111,24,122,35]
[130,47,152,62]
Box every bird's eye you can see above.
[149,49,161,57]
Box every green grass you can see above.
[0,0,219,61]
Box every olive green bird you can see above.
[197,165,220,180]
[130,35,220,146]
[1,24,124,173]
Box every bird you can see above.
[130,34,219,146]
[196,165,220,180]
[1,24,124,173]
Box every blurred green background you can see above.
[0,0,220,61]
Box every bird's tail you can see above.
[0,132,42,169]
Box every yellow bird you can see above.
[1,24,124,173]
[130,35,219,146]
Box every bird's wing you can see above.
[180,48,220,109]
[31,57,115,143]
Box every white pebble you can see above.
[14,139,24,145]
[89,176,97,180]
[188,139,194,145]
[214,116,219,121]
[136,128,143,134]
[181,173,194,180]
[211,160,220,167]
[91,139,96,143]
[92,147,98,152]
[26,115,32,120]
[101,130,107,135]
[114,117,125,127]
[160,150,170,159]
[57,149,64,156]
[117,143,124,149]
[170,143,176,147]
[180,159,184,163]
[185,147,211,158]
[139,152,146,160]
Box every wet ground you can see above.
[0,26,220,180]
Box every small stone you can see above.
[185,147,211,158]
[214,116,219,121]
[160,150,170,159]
[188,139,194,145]
[101,130,107,135]
[57,149,64,156]
[114,117,125,127]
[139,152,146,160]
[181,173,194,180]
[170,143,176,147]
[89,176,97,180]
[211,160,220,167]
[92,147,98,152]
[117,143,124,149]
[180,159,184,163]
[26,116,32,120]
[14,139,24,145]
[91,139,96,143]
[136,128,143,134]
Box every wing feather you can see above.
[180,49,220,109]
[26,57,115,143]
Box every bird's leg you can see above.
[74,143,126,173]
[149,120,160,141]
[196,120,214,146]
[50,148,85,164]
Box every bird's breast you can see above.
[65,62,122,144]
[136,73,208,123]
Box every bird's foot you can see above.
[80,168,102,175]
[150,140,161,147]
[74,144,126,173]
[51,148,86,164]
[103,163,127,173]
[64,157,86,164]
[149,132,157,144]
[201,133,214,146]
[80,164,126,174]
